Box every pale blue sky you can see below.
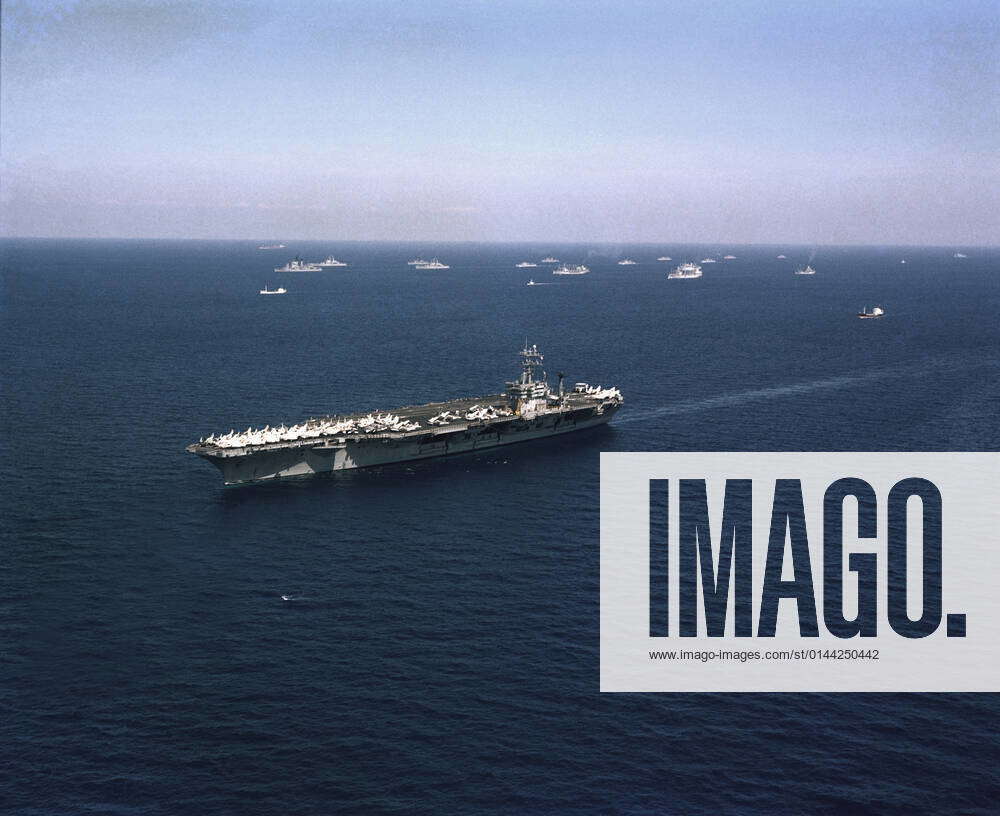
[2,0,997,243]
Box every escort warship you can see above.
[275,257,322,272]
[187,344,623,485]
[668,262,702,279]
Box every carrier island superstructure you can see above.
[187,344,623,485]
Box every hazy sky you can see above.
[2,0,998,243]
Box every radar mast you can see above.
[519,343,544,384]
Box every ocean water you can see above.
[3,239,999,814]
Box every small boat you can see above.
[415,259,449,269]
[668,262,702,279]
[317,256,348,267]
[260,286,287,295]
[777,254,787,259]
[541,256,559,263]
[516,261,538,268]
[723,255,737,260]
[656,256,672,261]
[795,265,817,275]
[275,257,322,272]
[954,252,967,258]
[700,257,717,264]
[617,259,637,265]
[526,279,536,286]
[257,243,286,250]
[901,259,907,264]
[858,305,885,319]
[552,263,589,275]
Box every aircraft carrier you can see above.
[187,344,623,485]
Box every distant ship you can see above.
[954,252,968,258]
[858,306,885,319]
[257,243,286,250]
[516,261,538,268]
[668,262,702,279]
[777,254,787,259]
[275,257,322,272]
[796,265,817,275]
[552,263,589,275]
[187,343,623,485]
[617,259,637,265]
[901,259,907,264]
[259,286,287,295]
[656,256,672,261]
[541,257,559,263]
[723,254,736,260]
[317,256,348,267]
[407,258,429,265]
[415,259,449,269]
[700,258,717,264]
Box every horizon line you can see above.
[1,235,995,250]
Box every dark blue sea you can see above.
[3,239,999,814]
